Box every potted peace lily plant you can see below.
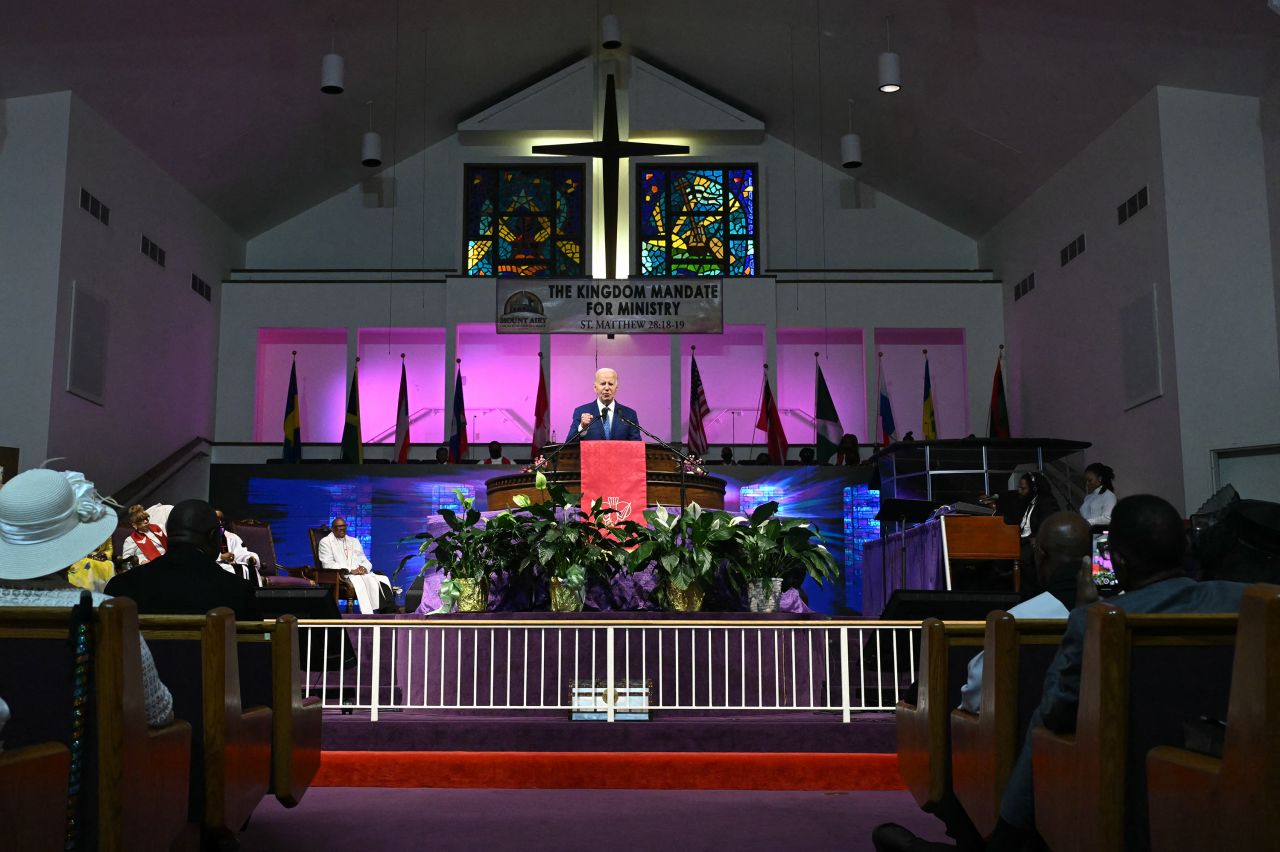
[624,502,738,612]
[509,471,627,612]
[728,501,840,612]
[421,491,518,612]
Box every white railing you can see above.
[296,619,927,722]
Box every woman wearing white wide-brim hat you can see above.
[0,468,174,726]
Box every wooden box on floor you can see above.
[896,618,985,810]
[0,597,192,852]
[1030,605,1239,852]
[141,608,272,843]
[949,613,1065,836]
[1146,584,1280,852]
[234,613,323,806]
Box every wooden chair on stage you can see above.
[0,597,192,852]
[235,518,316,590]
[949,612,1066,836]
[140,608,273,846]
[0,740,71,850]
[1146,584,1280,852]
[234,614,323,807]
[308,525,356,611]
[896,618,986,813]
[1030,605,1239,852]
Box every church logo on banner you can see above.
[599,496,633,528]
[497,279,723,334]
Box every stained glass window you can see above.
[636,164,757,277]
[465,165,586,277]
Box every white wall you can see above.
[980,89,1187,508]
[43,95,244,492]
[1158,87,1280,512]
[0,92,71,472]
[247,133,978,273]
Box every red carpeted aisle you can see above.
[315,750,905,790]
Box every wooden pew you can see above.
[0,597,191,852]
[896,618,986,811]
[0,741,71,850]
[140,608,272,844]
[234,614,323,806]
[950,613,1066,836]
[1030,605,1238,852]
[1146,583,1280,852]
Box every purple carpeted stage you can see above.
[322,709,897,754]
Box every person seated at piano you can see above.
[121,504,167,567]
[796,447,816,466]
[317,517,392,614]
[836,434,861,466]
[567,368,642,441]
[717,446,737,466]
[434,446,450,464]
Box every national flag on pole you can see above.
[814,363,842,464]
[755,374,788,464]
[877,360,898,446]
[393,360,410,463]
[922,356,938,441]
[340,363,363,464]
[531,358,550,457]
[282,359,302,463]
[687,355,711,457]
[988,349,1011,438]
[448,364,468,463]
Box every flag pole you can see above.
[813,351,820,447]
[690,345,696,451]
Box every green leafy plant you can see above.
[624,502,738,601]
[728,500,840,587]
[508,472,628,602]
[422,490,520,611]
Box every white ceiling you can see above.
[2,0,1277,241]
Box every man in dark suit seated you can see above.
[106,499,261,620]
[566,367,642,442]
[872,494,1249,852]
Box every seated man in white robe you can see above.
[317,517,391,613]
[216,510,262,587]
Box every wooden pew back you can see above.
[0,741,71,850]
[234,615,322,806]
[1032,605,1237,852]
[140,608,272,839]
[896,618,986,809]
[1146,583,1280,851]
[0,598,191,852]
[950,613,1066,836]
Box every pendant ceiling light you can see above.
[878,16,901,93]
[361,100,383,167]
[321,52,344,94]
[841,101,862,168]
[601,13,621,49]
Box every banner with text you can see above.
[497,278,723,334]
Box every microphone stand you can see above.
[540,419,590,491]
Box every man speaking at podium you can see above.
[568,367,642,441]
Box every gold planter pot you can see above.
[455,578,489,612]
[549,577,584,612]
[666,579,705,613]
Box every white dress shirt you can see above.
[120,529,166,566]
[1078,487,1117,527]
[958,591,1069,713]
[221,530,261,585]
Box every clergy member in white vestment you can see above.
[317,517,391,614]
[216,510,261,586]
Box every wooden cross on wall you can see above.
[532,74,689,279]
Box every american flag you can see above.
[687,354,711,456]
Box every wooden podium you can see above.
[485,444,726,510]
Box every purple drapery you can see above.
[861,520,946,617]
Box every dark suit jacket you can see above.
[567,401,642,441]
[105,543,262,621]
[998,575,1248,828]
